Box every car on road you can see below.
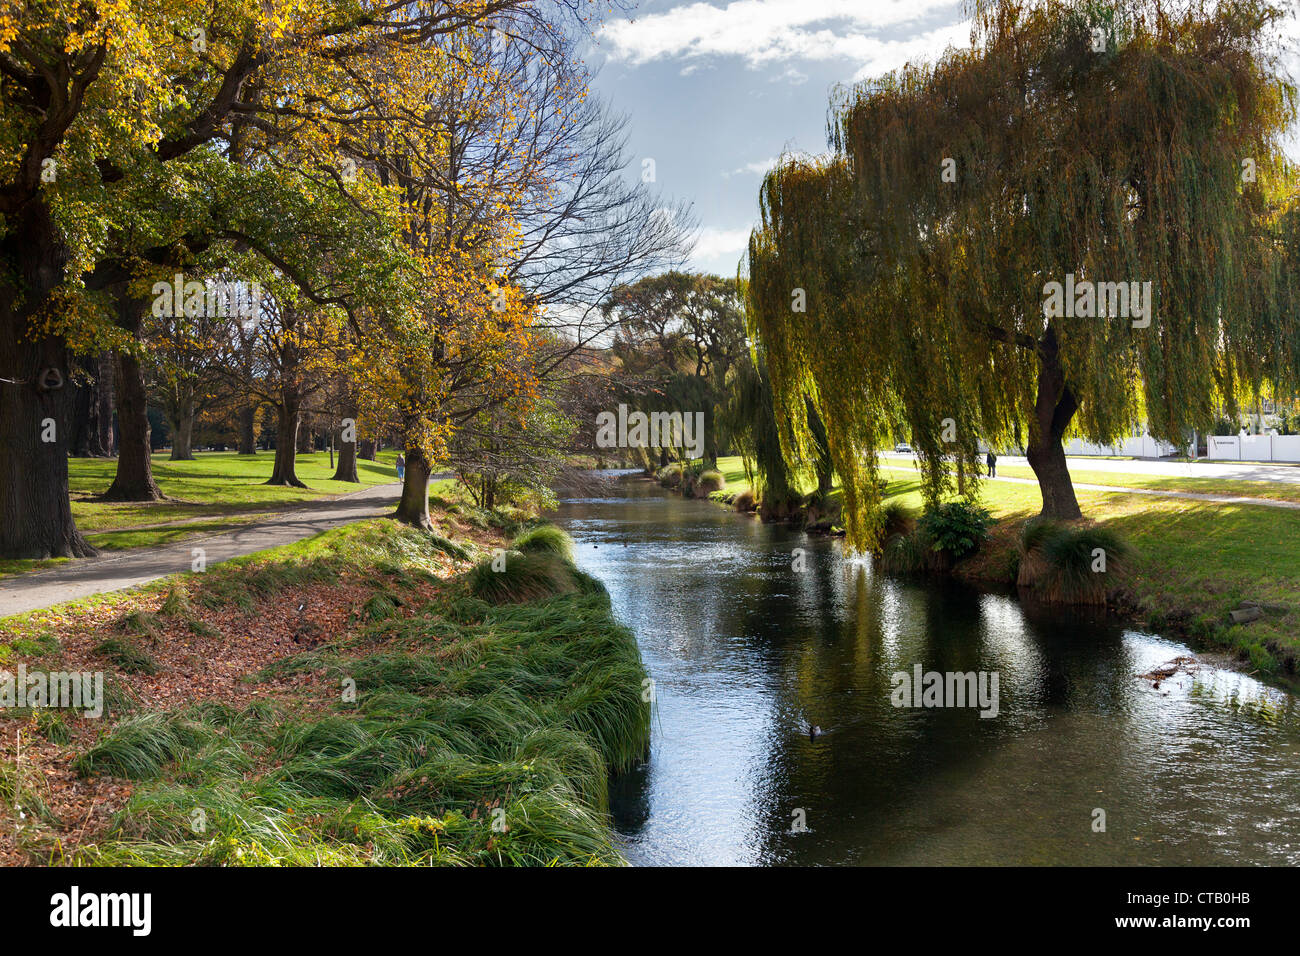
[894,442,912,453]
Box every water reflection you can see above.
[556,482,1300,866]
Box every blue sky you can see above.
[582,0,974,276]
[582,0,1300,279]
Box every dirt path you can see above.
[0,483,401,618]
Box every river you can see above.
[555,479,1300,866]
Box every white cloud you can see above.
[692,225,753,261]
[599,0,969,78]
[848,21,972,81]
[772,67,808,85]
[723,158,778,178]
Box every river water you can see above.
[555,480,1300,866]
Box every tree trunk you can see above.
[68,352,98,457]
[169,410,195,460]
[0,202,97,558]
[104,349,164,502]
[1025,325,1083,520]
[268,396,307,487]
[358,438,376,461]
[394,447,433,528]
[96,351,116,457]
[331,421,359,482]
[817,466,833,498]
[238,404,257,454]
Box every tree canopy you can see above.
[745,0,1300,551]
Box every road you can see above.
[0,482,401,619]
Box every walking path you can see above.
[883,451,1300,483]
[880,464,1300,509]
[0,482,401,618]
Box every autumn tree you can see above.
[351,16,689,528]
[0,0,549,558]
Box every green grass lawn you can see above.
[989,462,1300,503]
[0,450,401,578]
[707,455,1300,682]
[69,450,401,532]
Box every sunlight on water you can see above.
[558,482,1300,866]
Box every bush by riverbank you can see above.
[693,456,1300,684]
[0,516,650,866]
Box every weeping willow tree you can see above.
[719,331,838,516]
[747,0,1298,550]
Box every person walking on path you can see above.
[396,452,406,482]
[986,450,997,477]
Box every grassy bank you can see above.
[698,455,1300,683]
[0,514,650,866]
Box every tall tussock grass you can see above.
[879,527,934,574]
[1016,519,1132,604]
[466,550,579,604]
[511,524,575,561]
[68,522,652,867]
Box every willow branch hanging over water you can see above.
[745,0,1300,551]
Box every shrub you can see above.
[678,462,703,497]
[917,501,993,561]
[881,501,915,539]
[1018,521,1132,604]
[466,551,578,605]
[510,524,574,561]
[879,529,934,574]
[733,490,756,512]
[697,469,725,494]
[656,463,683,487]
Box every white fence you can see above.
[1206,434,1300,462]
[1063,435,1182,458]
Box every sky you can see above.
[580,0,1300,278]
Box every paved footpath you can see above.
[880,463,1300,509]
[976,473,1300,509]
[0,482,401,619]
[883,452,1300,483]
